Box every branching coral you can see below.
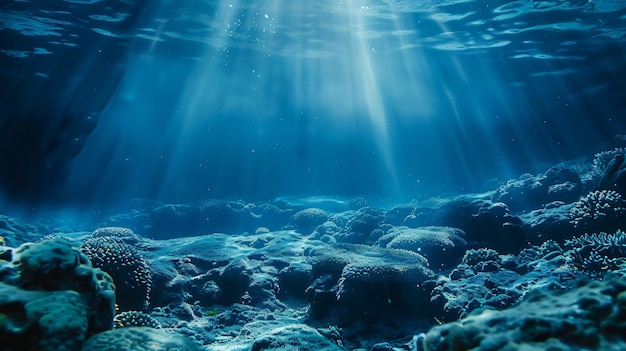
[593,147,626,176]
[114,311,161,329]
[564,230,626,277]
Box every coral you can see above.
[81,235,152,311]
[291,208,328,232]
[91,227,143,247]
[81,327,201,351]
[593,147,626,176]
[335,207,386,245]
[569,190,626,232]
[25,290,88,351]
[338,260,432,287]
[305,255,350,318]
[375,226,467,271]
[334,249,434,322]
[423,275,626,351]
[564,230,626,277]
[595,149,626,195]
[461,248,501,273]
[113,311,161,329]
[0,238,115,351]
[305,245,434,323]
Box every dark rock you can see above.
[520,202,578,244]
[492,167,583,212]
[596,152,626,195]
[432,198,526,254]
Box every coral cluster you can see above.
[81,229,152,311]
[114,310,161,329]
[290,208,329,232]
[564,230,626,277]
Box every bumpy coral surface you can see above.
[376,226,467,271]
[114,310,161,329]
[81,232,152,311]
[291,208,329,232]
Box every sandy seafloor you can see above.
[2,144,626,351]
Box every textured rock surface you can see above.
[0,238,115,351]
[423,275,626,351]
[81,327,201,351]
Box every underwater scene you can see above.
[1,0,626,350]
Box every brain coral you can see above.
[81,234,152,311]
[376,226,467,271]
[291,208,329,232]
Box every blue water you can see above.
[1,0,625,210]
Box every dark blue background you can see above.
[1,0,625,210]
